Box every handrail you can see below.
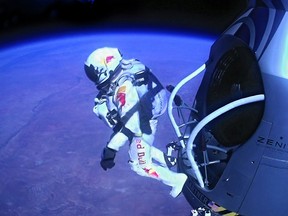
[167,61,265,188]
[167,63,206,188]
[186,94,265,187]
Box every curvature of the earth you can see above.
[0,30,214,216]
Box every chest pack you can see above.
[114,59,150,87]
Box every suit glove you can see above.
[100,147,117,171]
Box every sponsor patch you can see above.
[117,86,126,106]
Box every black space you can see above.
[0,0,249,45]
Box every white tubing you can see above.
[168,63,206,148]
[187,94,265,188]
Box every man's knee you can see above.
[128,160,160,179]
[128,160,148,177]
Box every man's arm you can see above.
[101,80,141,170]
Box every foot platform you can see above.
[166,141,181,156]
[165,141,181,168]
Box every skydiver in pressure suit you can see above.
[84,47,187,198]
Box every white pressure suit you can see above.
[85,48,187,198]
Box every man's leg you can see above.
[142,119,177,168]
[128,137,187,198]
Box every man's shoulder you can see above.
[122,59,146,72]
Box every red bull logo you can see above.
[143,167,159,178]
[135,138,160,178]
[117,86,126,107]
[105,55,114,64]
[136,138,146,165]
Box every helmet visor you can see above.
[84,64,100,84]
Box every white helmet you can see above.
[84,47,122,89]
